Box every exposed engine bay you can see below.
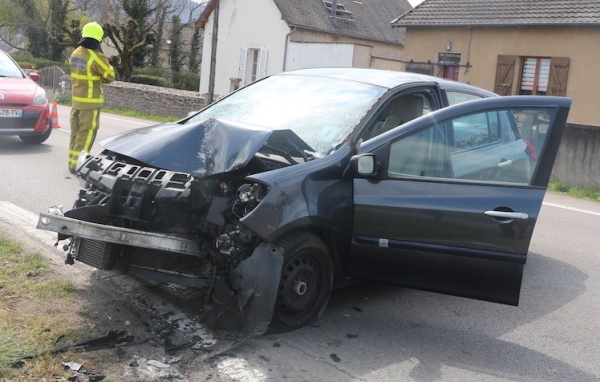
[65,149,272,281]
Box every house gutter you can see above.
[283,27,297,72]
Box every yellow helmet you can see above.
[81,22,104,42]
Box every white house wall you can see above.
[285,42,354,71]
[200,0,290,97]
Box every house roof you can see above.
[391,0,600,27]
[198,0,413,45]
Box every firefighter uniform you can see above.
[68,22,115,172]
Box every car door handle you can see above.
[497,159,513,168]
[484,210,529,220]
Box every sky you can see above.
[408,0,425,6]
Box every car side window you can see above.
[362,94,432,140]
[387,107,556,185]
[452,111,501,151]
[446,91,484,106]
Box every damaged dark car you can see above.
[38,68,571,335]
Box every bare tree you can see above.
[103,19,155,80]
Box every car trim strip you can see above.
[353,236,526,264]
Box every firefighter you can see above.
[68,21,115,174]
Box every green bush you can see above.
[172,71,200,91]
[16,61,36,69]
[130,74,167,87]
[54,91,71,104]
[134,67,169,78]
[10,52,67,72]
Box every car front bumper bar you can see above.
[37,212,201,257]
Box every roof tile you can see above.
[392,0,600,27]
[273,0,413,44]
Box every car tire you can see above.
[19,122,52,144]
[270,231,333,332]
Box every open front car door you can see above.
[350,96,572,305]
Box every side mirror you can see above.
[343,153,379,178]
[28,72,40,82]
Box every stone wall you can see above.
[552,124,600,188]
[61,78,207,119]
[103,82,207,119]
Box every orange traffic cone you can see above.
[50,101,61,129]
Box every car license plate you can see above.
[0,109,23,117]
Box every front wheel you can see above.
[270,231,333,332]
[20,122,52,144]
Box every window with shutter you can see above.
[241,48,268,86]
[548,57,569,96]
[493,55,516,95]
[519,57,551,95]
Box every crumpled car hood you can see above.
[99,118,273,177]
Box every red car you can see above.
[0,49,52,144]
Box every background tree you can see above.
[11,0,50,58]
[122,0,156,68]
[103,19,155,81]
[0,0,79,61]
[188,24,201,73]
[149,2,167,68]
[48,0,78,61]
[168,14,185,87]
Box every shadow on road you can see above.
[275,250,592,381]
[0,136,54,155]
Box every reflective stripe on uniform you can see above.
[86,53,94,100]
[72,96,104,103]
[82,109,99,153]
[71,73,101,81]
[88,50,115,80]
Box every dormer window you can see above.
[322,1,354,20]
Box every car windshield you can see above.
[0,52,25,78]
[187,74,386,156]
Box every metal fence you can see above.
[37,65,66,94]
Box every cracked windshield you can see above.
[187,74,386,156]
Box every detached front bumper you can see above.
[37,212,200,257]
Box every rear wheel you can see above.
[270,231,333,332]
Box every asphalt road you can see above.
[1,105,599,381]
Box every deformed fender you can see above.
[205,242,284,335]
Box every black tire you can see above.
[270,231,333,332]
[19,122,52,144]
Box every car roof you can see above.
[280,67,497,97]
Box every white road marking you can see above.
[542,202,600,217]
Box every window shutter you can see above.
[548,57,569,96]
[493,55,516,95]
[258,48,268,79]
[238,48,248,86]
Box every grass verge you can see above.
[0,236,87,381]
[548,179,600,202]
